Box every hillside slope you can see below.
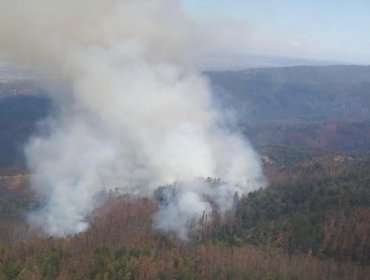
[207,65,370,123]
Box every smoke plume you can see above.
[0,0,264,238]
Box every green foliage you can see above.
[90,245,146,280]
[174,256,199,280]
[1,259,23,280]
[242,271,299,280]
[37,248,67,279]
[175,270,200,280]
[155,234,174,249]
[232,160,370,261]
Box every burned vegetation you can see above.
[1,156,370,280]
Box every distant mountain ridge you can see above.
[207,65,370,124]
[1,65,370,173]
[200,53,344,70]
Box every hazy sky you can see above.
[182,0,370,64]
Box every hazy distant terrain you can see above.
[208,65,370,123]
[207,65,370,152]
[1,65,370,172]
[0,67,50,173]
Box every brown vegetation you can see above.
[0,193,369,280]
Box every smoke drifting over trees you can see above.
[0,0,264,237]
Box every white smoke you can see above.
[155,186,213,240]
[0,0,264,238]
[153,179,246,240]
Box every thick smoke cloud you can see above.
[153,179,244,240]
[0,0,264,238]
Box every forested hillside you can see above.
[208,65,370,123]
[0,156,369,279]
[0,65,370,279]
[207,65,370,152]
